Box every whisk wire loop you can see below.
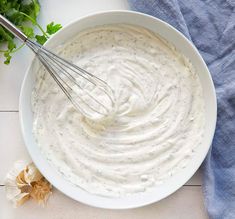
[26,39,114,119]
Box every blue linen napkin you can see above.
[128,1,235,218]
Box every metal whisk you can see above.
[0,15,114,120]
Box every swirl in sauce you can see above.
[32,24,205,197]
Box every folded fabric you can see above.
[128,0,235,218]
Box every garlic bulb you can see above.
[5,160,52,207]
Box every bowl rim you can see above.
[19,10,217,209]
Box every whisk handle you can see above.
[0,15,27,42]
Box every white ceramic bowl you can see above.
[19,10,217,209]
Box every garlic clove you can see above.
[16,170,27,188]
[24,163,43,184]
[5,182,22,201]
[5,160,28,185]
[14,193,30,207]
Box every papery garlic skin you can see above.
[4,160,52,207]
[31,179,52,205]
[5,160,30,207]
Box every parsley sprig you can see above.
[0,0,62,64]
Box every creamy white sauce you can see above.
[32,24,205,197]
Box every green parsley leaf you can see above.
[4,51,11,65]
[20,26,34,38]
[6,9,25,25]
[21,0,40,20]
[7,38,16,50]
[46,22,62,35]
[35,34,47,45]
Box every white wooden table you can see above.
[0,1,209,218]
